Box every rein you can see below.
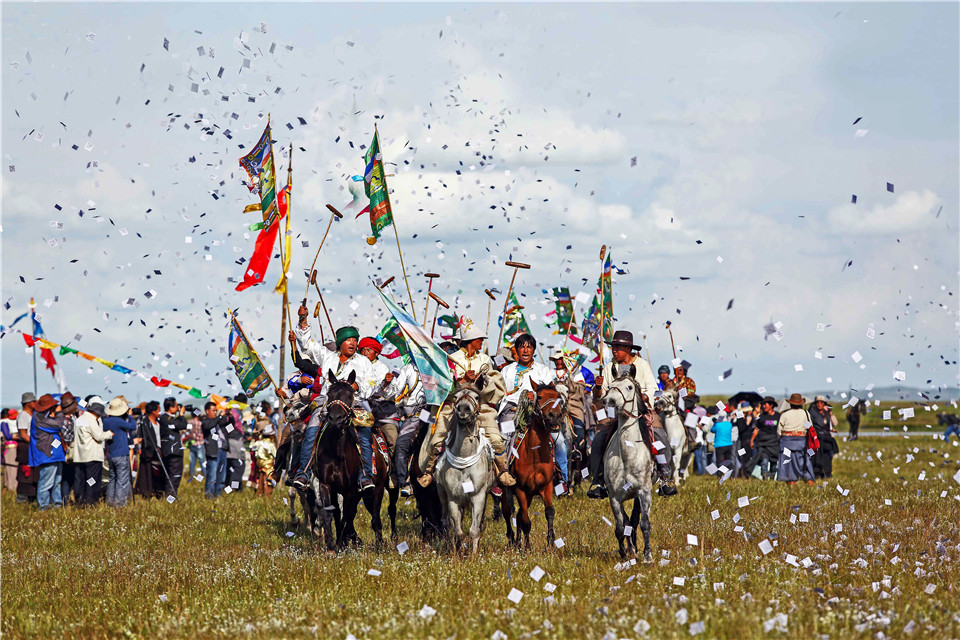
[609,382,645,421]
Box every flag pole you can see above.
[376,123,418,323]
[598,245,608,371]
[484,289,496,354]
[279,142,293,395]
[30,298,38,396]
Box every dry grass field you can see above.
[2,436,959,639]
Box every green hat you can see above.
[335,326,360,349]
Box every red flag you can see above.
[151,376,171,387]
[22,333,57,375]
[236,185,289,292]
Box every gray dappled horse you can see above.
[602,364,654,562]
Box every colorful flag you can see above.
[501,291,531,346]
[552,287,577,335]
[239,124,272,193]
[377,317,412,365]
[376,287,454,406]
[598,251,614,341]
[236,185,289,292]
[363,128,394,244]
[28,299,65,390]
[273,178,291,295]
[436,314,460,339]
[580,294,602,354]
[228,314,272,398]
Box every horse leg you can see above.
[638,489,653,563]
[491,490,502,521]
[316,485,336,554]
[514,490,533,551]
[387,485,399,542]
[288,486,300,528]
[609,494,628,559]
[502,487,516,545]
[363,485,385,550]
[447,500,465,553]
[341,493,362,550]
[629,497,642,556]
[542,487,556,549]
[469,493,486,554]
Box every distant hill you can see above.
[803,385,959,403]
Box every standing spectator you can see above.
[58,392,80,505]
[72,398,112,506]
[158,398,188,498]
[846,401,862,441]
[251,425,277,496]
[183,406,205,483]
[134,401,165,499]
[225,395,247,493]
[711,412,734,473]
[103,397,137,507]
[744,396,780,480]
[2,408,18,493]
[28,394,66,510]
[15,393,38,503]
[201,402,231,498]
[809,396,839,479]
[940,412,960,442]
[732,402,754,477]
[776,393,815,485]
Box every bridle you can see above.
[533,388,565,425]
[607,376,646,421]
[454,387,481,420]
[323,398,353,428]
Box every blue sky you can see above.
[2,3,957,406]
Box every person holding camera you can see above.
[158,398,188,499]
[103,397,137,507]
[201,402,232,498]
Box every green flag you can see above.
[227,314,271,398]
[552,287,577,335]
[501,291,531,346]
[363,128,394,243]
[377,317,412,365]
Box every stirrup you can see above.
[498,471,516,487]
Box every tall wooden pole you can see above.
[496,261,530,348]
[279,143,293,399]
[598,245,608,371]
[375,123,418,322]
[484,289,495,354]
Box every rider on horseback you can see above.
[382,361,424,497]
[587,330,678,499]
[291,305,376,493]
[500,333,570,495]
[418,317,517,490]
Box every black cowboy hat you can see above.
[604,330,642,351]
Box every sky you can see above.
[2,2,958,406]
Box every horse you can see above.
[602,364,654,562]
[435,378,495,554]
[502,380,562,549]
[309,370,398,553]
[654,389,698,485]
[408,418,444,541]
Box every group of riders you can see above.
[271,303,702,501]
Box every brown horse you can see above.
[503,380,563,549]
[310,370,398,553]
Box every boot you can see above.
[493,452,517,487]
[656,462,677,496]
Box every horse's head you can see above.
[325,369,357,429]
[453,378,483,433]
[603,363,642,417]
[654,389,677,415]
[530,380,565,427]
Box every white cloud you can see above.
[828,190,941,235]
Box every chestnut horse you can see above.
[310,370,398,553]
[502,380,563,549]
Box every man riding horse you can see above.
[588,330,677,498]
[291,304,380,494]
[418,317,516,489]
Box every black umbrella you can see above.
[727,391,764,407]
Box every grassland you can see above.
[2,436,959,639]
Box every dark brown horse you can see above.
[503,380,562,549]
[310,370,398,553]
[408,419,444,541]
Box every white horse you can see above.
[602,364,654,562]
[655,389,698,485]
[435,379,495,554]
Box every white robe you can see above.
[500,361,556,408]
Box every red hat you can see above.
[358,337,383,355]
[7,409,18,420]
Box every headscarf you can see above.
[335,326,360,349]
